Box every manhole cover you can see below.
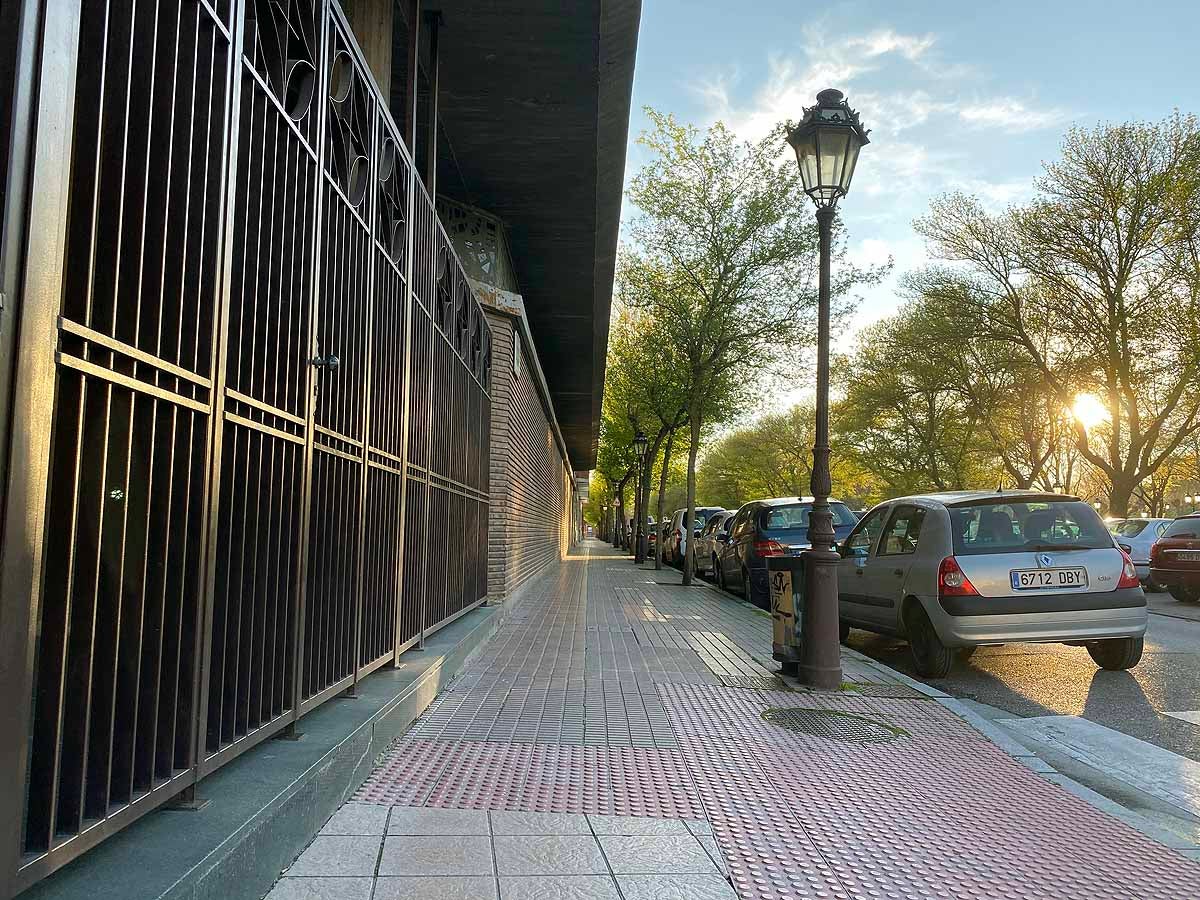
[721,675,791,691]
[761,707,905,743]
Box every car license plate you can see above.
[1010,567,1089,590]
[1172,550,1200,561]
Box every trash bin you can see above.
[768,556,806,676]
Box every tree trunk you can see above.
[1108,478,1135,518]
[682,406,702,585]
[655,429,676,570]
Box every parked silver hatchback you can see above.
[837,491,1147,677]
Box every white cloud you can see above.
[957,98,1063,132]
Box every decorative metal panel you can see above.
[13,0,493,886]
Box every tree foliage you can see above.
[909,113,1200,514]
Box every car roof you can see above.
[755,496,845,507]
[880,490,1083,508]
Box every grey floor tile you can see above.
[599,835,717,875]
[374,876,499,899]
[696,835,727,874]
[493,835,607,876]
[489,811,591,835]
[498,875,621,900]
[264,877,374,900]
[617,874,737,900]
[388,807,491,835]
[378,835,495,877]
[682,818,713,836]
[586,814,689,836]
[286,836,382,877]
[320,802,390,836]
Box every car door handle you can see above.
[892,568,904,576]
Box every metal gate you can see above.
[0,0,492,892]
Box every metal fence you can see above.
[0,0,491,892]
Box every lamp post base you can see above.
[799,546,843,690]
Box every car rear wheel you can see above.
[839,620,850,643]
[1168,585,1200,603]
[1087,637,1143,670]
[904,602,954,679]
[715,559,726,591]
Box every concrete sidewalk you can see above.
[266,541,1200,899]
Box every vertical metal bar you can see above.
[402,0,419,154]
[391,147,416,663]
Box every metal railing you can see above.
[1,0,492,892]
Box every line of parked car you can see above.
[652,492,1200,679]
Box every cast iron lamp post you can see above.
[633,430,649,562]
[786,89,869,690]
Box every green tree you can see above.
[912,113,1200,515]
[621,109,883,583]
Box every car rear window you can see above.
[1109,520,1148,537]
[1164,517,1200,538]
[949,500,1113,555]
[759,502,857,533]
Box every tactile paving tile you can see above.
[355,739,706,819]
[656,682,1200,900]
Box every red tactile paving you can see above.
[354,739,706,819]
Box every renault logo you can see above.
[1039,553,1053,568]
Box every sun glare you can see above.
[1071,393,1110,431]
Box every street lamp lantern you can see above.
[633,430,648,460]
[786,89,870,208]
[785,88,869,691]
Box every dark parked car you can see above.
[1150,514,1200,602]
[714,497,859,607]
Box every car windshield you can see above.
[1109,519,1149,537]
[949,500,1113,555]
[760,502,857,533]
[1164,518,1200,539]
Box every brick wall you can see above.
[485,308,575,599]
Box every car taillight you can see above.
[1149,541,1162,562]
[1117,550,1140,589]
[938,556,979,597]
[753,539,787,557]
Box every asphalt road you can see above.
[846,593,1200,764]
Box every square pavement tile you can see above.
[586,815,689,836]
[378,836,494,877]
[683,818,713,836]
[374,876,499,899]
[490,811,591,835]
[599,835,718,875]
[617,874,737,900]
[320,803,390,836]
[286,836,382,877]
[498,875,621,900]
[494,835,607,876]
[388,806,491,835]
[265,877,374,900]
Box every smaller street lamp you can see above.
[633,431,649,562]
[1093,501,1102,511]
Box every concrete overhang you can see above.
[428,0,641,469]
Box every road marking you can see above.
[998,715,1200,819]
[1164,711,1200,726]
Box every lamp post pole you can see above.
[633,430,649,563]
[786,88,870,691]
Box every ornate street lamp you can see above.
[786,89,869,690]
[633,430,649,562]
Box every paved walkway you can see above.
[267,541,1200,899]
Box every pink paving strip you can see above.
[354,739,706,819]
[658,683,1200,900]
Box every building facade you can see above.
[0,0,636,894]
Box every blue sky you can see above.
[625,0,1200,356]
